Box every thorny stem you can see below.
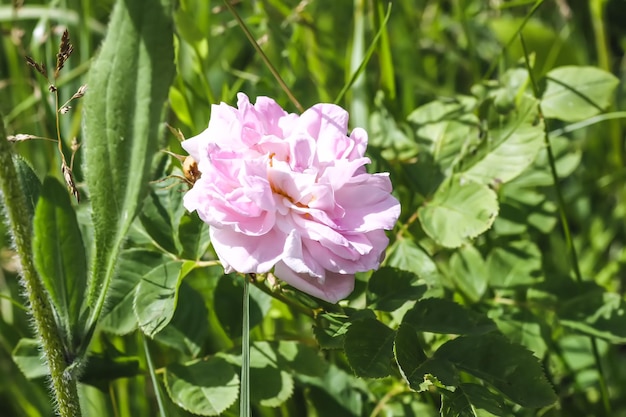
[520,34,612,417]
[0,115,82,416]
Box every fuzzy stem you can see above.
[0,114,82,417]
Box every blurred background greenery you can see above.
[1,0,626,416]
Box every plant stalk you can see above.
[0,114,82,416]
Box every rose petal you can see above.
[274,262,355,303]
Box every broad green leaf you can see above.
[164,357,239,416]
[82,0,175,329]
[367,267,426,311]
[313,309,376,350]
[139,190,178,255]
[32,176,87,349]
[558,285,626,343]
[449,245,488,302]
[441,384,508,417]
[418,176,498,248]
[369,98,419,161]
[408,96,480,173]
[492,309,548,359]
[12,338,47,379]
[100,250,170,335]
[461,95,544,185]
[413,358,459,392]
[486,240,542,288]
[344,317,395,378]
[134,260,185,337]
[394,323,428,388]
[387,240,443,290]
[153,283,208,356]
[213,274,272,338]
[541,66,619,122]
[435,334,557,408]
[13,155,41,218]
[402,298,496,335]
[300,364,365,417]
[249,343,294,407]
[275,341,328,378]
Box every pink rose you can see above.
[182,93,400,303]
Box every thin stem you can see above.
[239,274,251,417]
[483,0,543,80]
[143,336,169,417]
[223,0,303,113]
[0,114,82,416]
[520,34,612,417]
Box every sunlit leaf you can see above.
[541,66,619,122]
[419,176,498,248]
[100,250,170,335]
[134,260,185,337]
[165,357,239,416]
[461,95,544,185]
[153,283,208,357]
[82,0,175,329]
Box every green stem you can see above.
[520,35,612,417]
[223,0,303,113]
[240,274,251,417]
[0,115,82,416]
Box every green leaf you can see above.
[32,176,87,349]
[153,283,208,357]
[558,285,626,343]
[139,190,178,255]
[402,298,496,335]
[100,250,170,335]
[449,245,488,302]
[394,323,428,389]
[408,96,480,173]
[213,274,272,338]
[486,240,542,288]
[418,176,498,248]
[82,0,175,330]
[492,309,548,359]
[435,334,557,408]
[441,384,508,417]
[12,338,47,379]
[367,267,426,311]
[13,155,41,218]
[387,240,443,289]
[344,317,395,378]
[541,66,619,122]
[164,357,239,416]
[461,95,544,185]
[249,343,294,407]
[134,260,186,337]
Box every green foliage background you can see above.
[1,0,626,416]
